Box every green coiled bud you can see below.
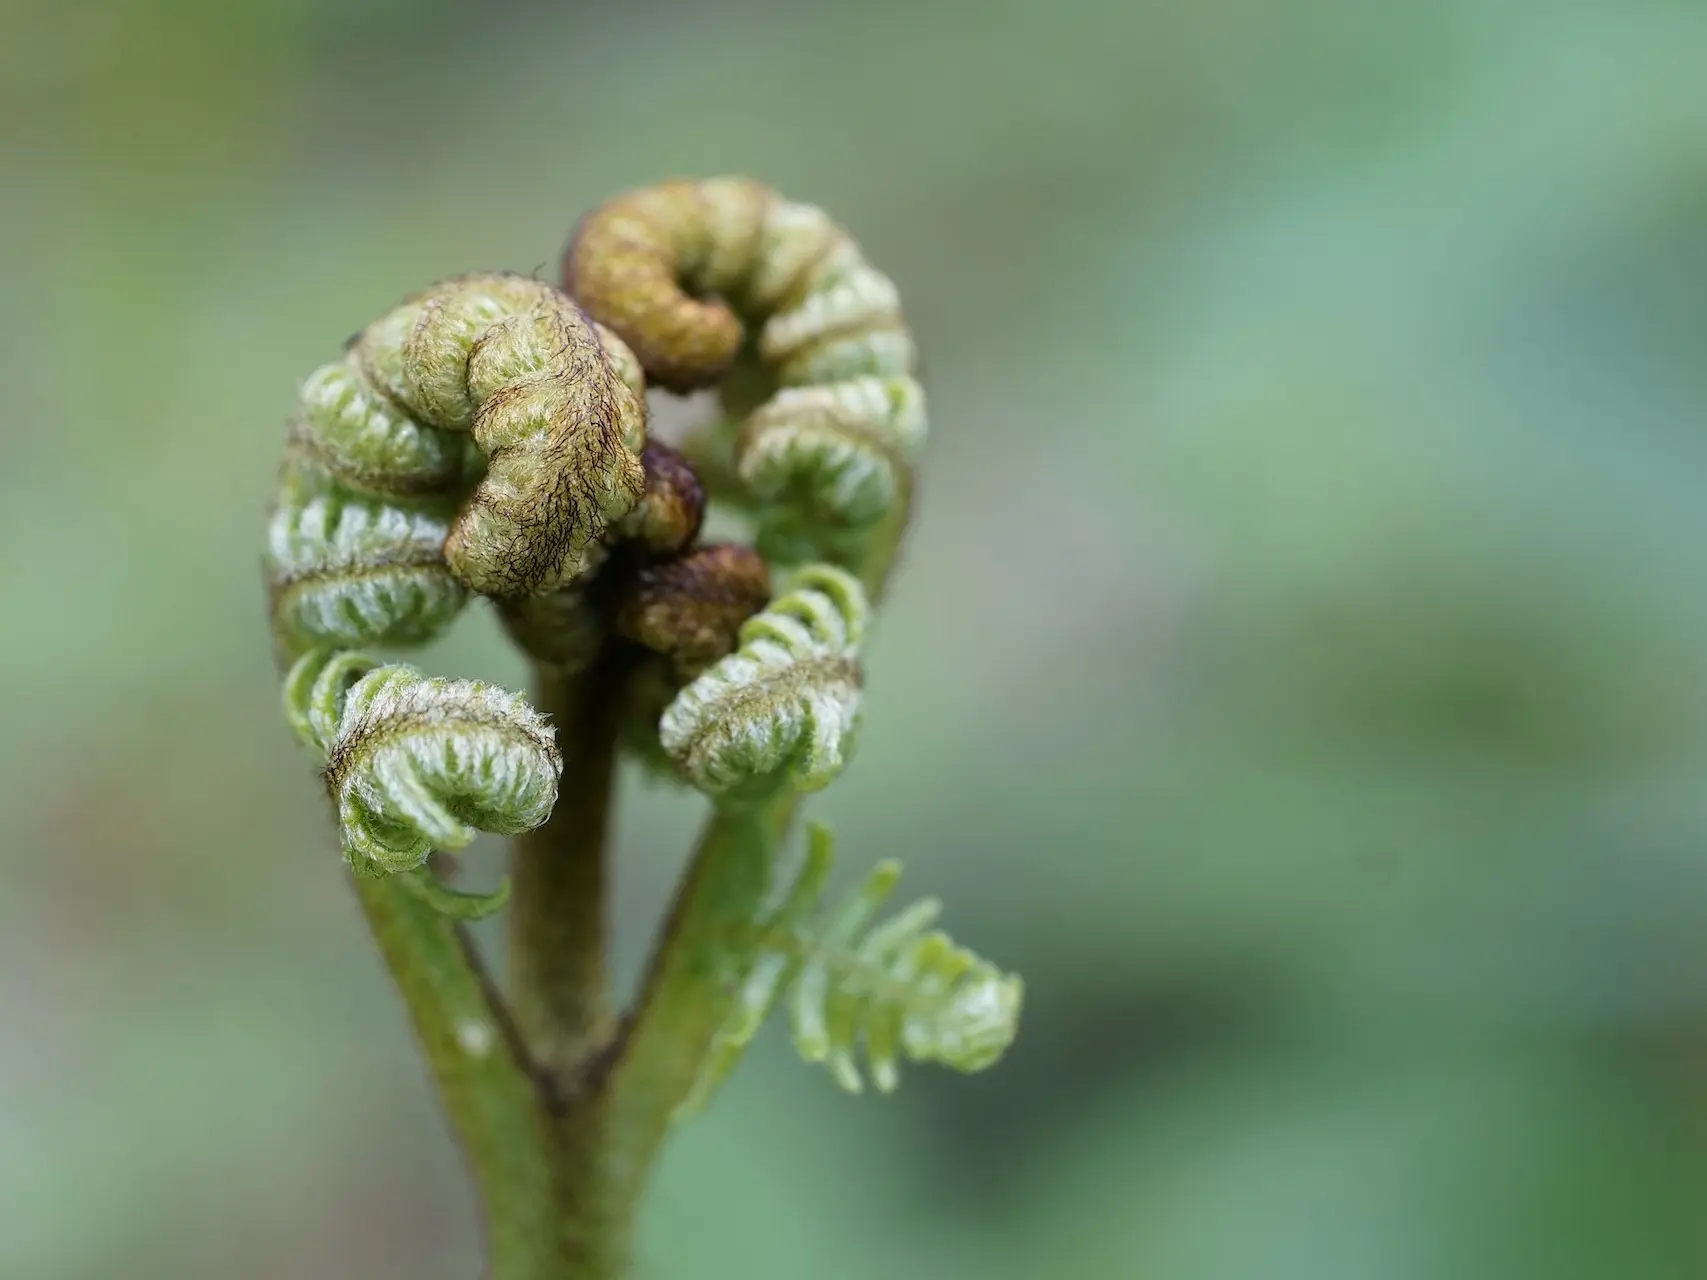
[283,649,562,876]
[266,491,467,657]
[562,180,925,569]
[658,564,866,799]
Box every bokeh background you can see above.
[6,0,1707,1275]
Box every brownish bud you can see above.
[619,442,707,556]
[616,544,772,675]
[562,178,772,393]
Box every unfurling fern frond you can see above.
[282,648,561,878]
[263,181,1018,1260]
[562,180,925,566]
[676,824,1022,1117]
[266,272,652,659]
[290,357,469,501]
[658,564,865,799]
[366,272,649,598]
[265,489,468,657]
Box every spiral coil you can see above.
[564,180,925,564]
[283,648,561,877]
[265,273,650,661]
[658,564,866,798]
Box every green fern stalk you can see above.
[265,179,1020,1279]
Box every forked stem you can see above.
[602,798,793,1181]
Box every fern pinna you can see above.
[678,823,1021,1117]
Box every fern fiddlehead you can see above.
[265,177,1021,1280]
[413,276,647,596]
[380,272,648,597]
[563,180,925,568]
[657,563,866,799]
[265,273,649,659]
[283,647,562,878]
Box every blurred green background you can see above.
[6,0,1707,1275]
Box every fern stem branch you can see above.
[589,501,909,1188]
[507,654,649,1277]
[351,872,561,1279]
[509,657,628,1078]
[605,798,794,1180]
[497,381,911,1275]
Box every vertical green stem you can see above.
[602,797,795,1189]
[506,653,640,1277]
[510,657,626,1077]
[352,872,561,1279]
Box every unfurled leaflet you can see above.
[657,564,865,799]
[675,824,1022,1117]
[282,649,561,876]
[562,181,925,563]
[786,856,1021,1094]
